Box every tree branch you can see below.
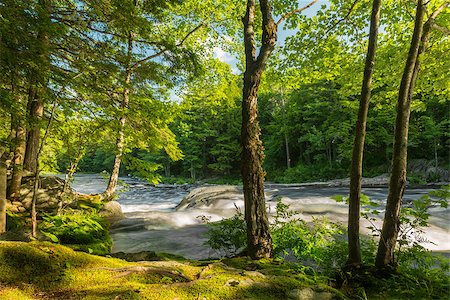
[325,0,359,34]
[243,0,257,66]
[256,0,277,71]
[130,22,204,70]
[433,23,450,35]
[276,0,319,25]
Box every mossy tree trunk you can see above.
[241,0,317,259]
[347,0,381,267]
[241,0,277,259]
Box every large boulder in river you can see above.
[100,201,125,225]
[176,185,243,211]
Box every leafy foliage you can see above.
[205,199,377,273]
[203,209,246,257]
[40,210,112,255]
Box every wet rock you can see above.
[100,201,124,225]
[176,185,242,210]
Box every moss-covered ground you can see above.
[0,241,344,299]
[1,241,448,299]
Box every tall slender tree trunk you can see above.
[104,34,133,198]
[280,90,291,169]
[24,0,50,173]
[0,150,7,233]
[31,101,56,237]
[8,103,27,201]
[347,0,381,267]
[375,0,425,269]
[24,97,44,173]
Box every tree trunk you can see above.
[280,91,291,169]
[104,34,133,198]
[31,101,57,237]
[24,97,43,173]
[0,150,7,233]
[347,0,381,267]
[8,113,27,201]
[241,0,277,259]
[375,0,425,269]
[24,0,50,173]
[242,70,273,259]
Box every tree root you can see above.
[87,266,191,281]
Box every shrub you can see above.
[204,199,368,273]
[40,210,112,255]
[204,208,246,257]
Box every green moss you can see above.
[0,241,347,300]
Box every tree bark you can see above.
[241,0,277,259]
[280,90,291,169]
[31,101,57,237]
[24,0,50,173]
[375,0,425,269]
[24,97,44,173]
[8,106,27,201]
[346,0,381,267]
[104,33,133,198]
[0,150,7,233]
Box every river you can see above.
[69,174,450,260]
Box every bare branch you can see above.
[276,0,319,25]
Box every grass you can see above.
[0,241,344,300]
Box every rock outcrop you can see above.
[6,176,76,213]
[100,201,125,225]
[6,175,124,225]
[175,185,243,211]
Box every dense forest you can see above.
[1,0,448,185]
[0,0,449,299]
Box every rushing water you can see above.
[69,174,450,259]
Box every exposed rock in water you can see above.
[175,176,395,212]
[100,201,125,225]
[175,185,243,211]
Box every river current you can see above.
[69,174,450,259]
